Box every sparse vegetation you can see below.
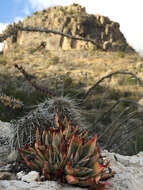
[49,55,60,65]
[28,47,38,54]
[117,51,126,58]
[0,54,7,65]
[0,3,143,157]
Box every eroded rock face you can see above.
[2,4,134,57]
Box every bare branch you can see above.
[83,71,143,100]
[14,64,56,97]
[0,25,98,47]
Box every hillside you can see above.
[0,4,143,155]
[2,3,134,57]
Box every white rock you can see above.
[1,148,143,189]
[7,150,20,162]
[102,150,143,190]
[16,171,26,180]
[0,120,11,137]
[21,171,40,182]
[0,180,87,190]
[138,98,143,111]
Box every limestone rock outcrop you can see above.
[103,150,143,190]
[1,149,143,190]
[2,4,134,57]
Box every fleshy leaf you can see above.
[18,113,114,189]
[66,175,79,184]
[42,161,50,180]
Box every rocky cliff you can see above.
[2,4,134,56]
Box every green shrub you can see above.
[64,75,73,88]
[28,47,37,54]
[124,76,138,85]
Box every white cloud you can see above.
[0,23,8,33]
[28,0,58,10]
[27,0,75,10]
[0,44,4,51]
[0,16,25,51]
[0,23,8,51]
[14,16,24,23]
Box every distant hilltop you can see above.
[2,3,135,56]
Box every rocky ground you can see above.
[0,120,143,190]
[0,121,12,165]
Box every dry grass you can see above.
[1,49,143,154]
[3,49,143,100]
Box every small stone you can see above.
[21,171,40,182]
[0,164,12,172]
[0,172,16,180]
[16,171,26,180]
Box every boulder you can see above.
[0,121,11,137]
[103,150,143,190]
[17,171,40,182]
[0,121,12,164]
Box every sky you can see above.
[0,0,143,54]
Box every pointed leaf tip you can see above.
[66,175,79,184]
[91,134,97,143]
[55,111,60,127]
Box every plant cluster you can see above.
[0,93,24,109]
[18,112,114,189]
[8,64,143,155]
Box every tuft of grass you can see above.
[124,76,138,85]
[28,47,38,54]
[48,55,60,65]
[0,55,7,65]
[117,51,126,58]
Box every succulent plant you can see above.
[18,112,114,189]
